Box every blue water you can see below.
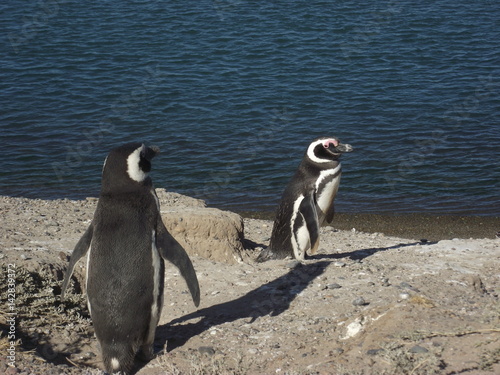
[1,1,499,215]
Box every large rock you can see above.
[156,189,245,264]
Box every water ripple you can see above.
[1,0,499,215]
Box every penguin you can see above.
[257,137,353,262]
[61,143,200,375]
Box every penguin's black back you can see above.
[88,190,162,371]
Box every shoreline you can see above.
[239,210,500,242]
[1,194,498,242]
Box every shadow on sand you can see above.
[154,240,431,355]
[156,261,330,352]
[309,240,432,261]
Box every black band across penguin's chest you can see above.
[314,165,342,215]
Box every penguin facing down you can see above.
[61,143,200,375]
[258,137,353,262]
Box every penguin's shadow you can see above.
[309,241,435,261]
[155,261,331,353]
[151,241,433,363]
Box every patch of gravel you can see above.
[1,195,499,375]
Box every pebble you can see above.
[409,345,429,354]
[399,282,420,292]
[198,346,216,356]
[366,348,383,355]
[352,297,368,306]
[399,292,411,300]
[334,261,346,268]
[327,283,342,289]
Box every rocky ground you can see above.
[0,192,499,375]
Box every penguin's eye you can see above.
[323,143,330,149]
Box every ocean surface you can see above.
[1,1,499,216]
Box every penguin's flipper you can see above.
[156,220,200,307]
[325,201,335,224]
[61,224,93,300]
[297,193,320,255]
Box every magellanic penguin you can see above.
[61,143,200,375]
[257,137,353,262]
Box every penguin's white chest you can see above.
[315,165,341,217]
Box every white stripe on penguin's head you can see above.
[306,138,336,164]
[127,144,147,182]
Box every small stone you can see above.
[330,348,344,355]
[334,261,346,268]
[198,346,216,356]
[409,345,429,354]
[366,348,383,355]
[399,292,411,300]
[248,348,258,355]
[20,254,27,260]
[327,283,342,289]
[352,297,368,306]
[398,282,420,292]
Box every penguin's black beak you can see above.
[334,143,353,153]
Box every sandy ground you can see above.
[0,194,499,375]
